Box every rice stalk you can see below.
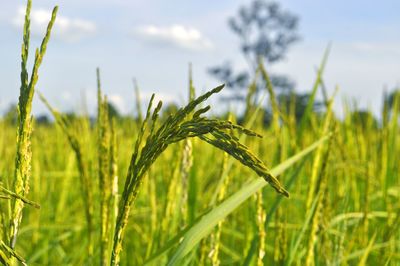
[97,68,114,265]
[259,59,280,131]
[208,152,229,266]
[179,140,192,226]
[160,152,181,245]
[243,76,259,124]
[180,64,195,227]
[304,137,332,266]
[304,91,335,266]
[305,88,337,210]
[256,190,266,266]
[9,0,57,256]
[39,93,95,259]
[298,44,331,138]
[109,118,119,256]
[273,207,287,265]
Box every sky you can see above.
[0,0,399,117]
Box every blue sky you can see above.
[0,0,399,116]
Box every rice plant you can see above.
[0,0,399,265]
[0,0,57,264]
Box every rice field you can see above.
[0,1,399,265]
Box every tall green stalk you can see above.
[9,0,57,261]
[97,69,113,266]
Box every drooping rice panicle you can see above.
[110,84,288,265]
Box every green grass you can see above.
[0,1,400,265]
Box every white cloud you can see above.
[13,6,96,43]
[135,24,213,51]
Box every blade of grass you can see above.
[298,43,331,138]
[358,233,377,266]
